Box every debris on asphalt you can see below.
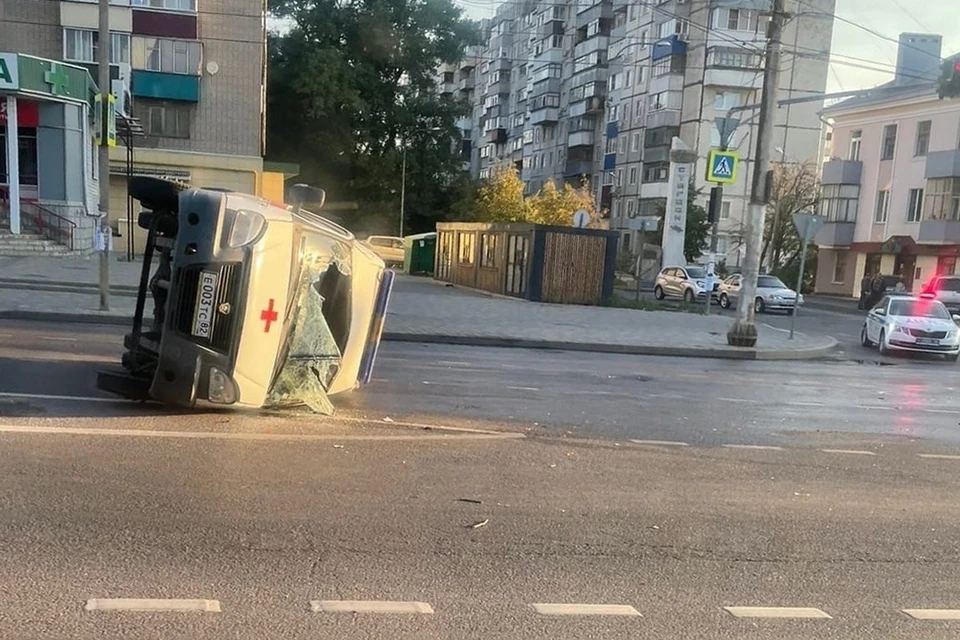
[457,498,483,504]
[333,444,344,449]
[383,416,394,423]
[467,519,489,529]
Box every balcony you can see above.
[925,149,960,179]
[484,79,511,96]
[815,222,856,247]
[569,96,605,117]
[576,0,613,27]
[568,131,595,147]
[486,127,507,144]
[575,35,610,59]
[606,121,618,138]
[651,35,688,61]
[704,67,763,90]
[131,70,199,102]
[458,76,475,92]
[648,72,684,95]
[821,159,863,185]
[538,18,565,38]
[438,81,456,95]
[646,109,680,129]
[535,48,563,65]
[531,77,561,96]
[919,220,960,244]
[603,153,616,171]
[530,108,560,125]
[565,160,593,177]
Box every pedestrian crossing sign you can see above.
[706,149,739,184]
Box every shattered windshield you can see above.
[264,228,354,415]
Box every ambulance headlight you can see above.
[227,209,266,248]
[208,367,237,404]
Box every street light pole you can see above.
[727,0,786,347]
[98,0,111,311]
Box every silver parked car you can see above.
[861,294,960,361]
[920,275,960,314]
[653,265,715,303]
[716,274,804,314]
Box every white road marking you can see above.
[530,603,642,617]
[630,439,690,447]
[902,609,960,620]
[0,391,119,403]
[923,409,960,415]
[507,386,540,392]
[310,600,434,614]
[0,424,522,442]
[857,405,895,411]
[717,397,760,404]
[84,599,220,612]
[787,401,826,407]
[41,335,82,342]
[722,444,784,451]
[820,449,877,456]
[723,606,831,619]
[336,416,519,437]
[918,454,960,461]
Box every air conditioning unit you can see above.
[111,79,133,116]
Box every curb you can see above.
[0,311,839,361]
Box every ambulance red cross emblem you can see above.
[260,299,278,332]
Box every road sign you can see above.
[714,117,740,149]
[706,149,739,184]
[573,209,590,228]
[791,212,825,242]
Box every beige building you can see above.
[0,0,268,253]
[815,33,960,297]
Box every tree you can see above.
[654,184,711,263]
[266,0,480,234]
[527,178,601,226]
[474,165,531,222]
[760,163,821,271]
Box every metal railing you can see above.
[0,186,77,250]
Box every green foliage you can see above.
[654,184,711,263]
[266,0,481,234]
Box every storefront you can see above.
[0,52,99,251]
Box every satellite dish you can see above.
[573,209,590,228]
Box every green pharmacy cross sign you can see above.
[44,62,70,96]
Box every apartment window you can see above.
[629,166,638,185]
[131,0,196,10]
[458,233,475,264]
[643,161,669,182]
[849,129,862,161]
[141,102,190,138]
[720,201,731,219]
[616,168,623,185]
[820,184,860,222]
[714,8,756,31]
[649,91,680,112]
[631,132,641,152]
[881,124,897,160]
[708,47,761,69]
[924,178,960,221]
[626,199,636,217]
[64,29,130,64]
[833,251,848,283]
[619,135,627,154]
[479,234,497,268]
[915,120,932,157]
[634,99,644,123]
[907,188,924,222]
[713,91,741,111]
[133,37,202,75]
[874,190,889,223]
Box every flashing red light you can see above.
[955,61,960,72]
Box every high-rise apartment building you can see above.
[0,0,267,252]
[452,0,835,267]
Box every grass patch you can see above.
[603,296,705,314]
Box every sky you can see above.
[451,0,958,96]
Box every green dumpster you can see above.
[403,232,437,275]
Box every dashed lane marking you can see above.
[507,386,540,392]
[630,439,690,447]
[310,600,434,614]
[530,603,642,617]
[918,454,960,461]
[84,599,220,612]
[717,398,760,404]
[820,449,877,456]
[787,401,826,407]
[722,444,784,451]
[723,607,832,619]
[902,609,960,620]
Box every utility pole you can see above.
[98,0,111,311]
[727,0,785,347]
[399,143,406,238]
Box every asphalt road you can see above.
[3,320,960,638]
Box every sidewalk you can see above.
[0,255,837,360]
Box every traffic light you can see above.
[938,56,960,100]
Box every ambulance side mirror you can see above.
[289,183,326,212]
